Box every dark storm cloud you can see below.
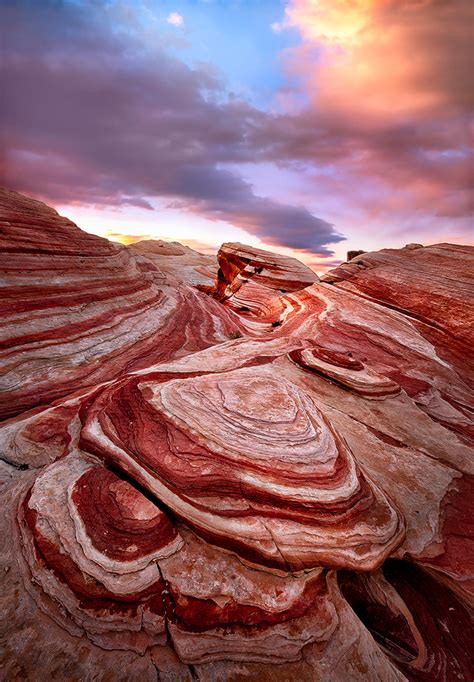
[0,0,342,255]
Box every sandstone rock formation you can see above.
[0,189,243,420]
[1,188,473,681]
[130,239,218,289]
[210,241,318,329]
[321,243,473,344]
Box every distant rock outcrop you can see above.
[347,249,366,261]
[1,190,473,681]
[130,239,218,289]
[210,241,318,327]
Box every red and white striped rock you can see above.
[160,528,337,664]
[2,192,473,681]
[17,452,339,663]
[18,454,174,652]
[0,397,83,468]
[321,242,474,344]
[210,241,318,329]
[79,368,404,572]
[130,239,218,289]
[214,242,318,297]
[288,345,401,399]
[0,188,243,420]
[3,463,403,681]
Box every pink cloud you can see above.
[260,0,473,243]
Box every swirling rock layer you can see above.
[0,188,241,420]
[79,368,403,571]
[211,241,318,328]
[18,453,338,663]
[288,346,401,399]
[1,191,473,681]
[214,242,318,298]
[321,242,474,344]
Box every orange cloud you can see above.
[284,0,473,119]
[288,0,374,42]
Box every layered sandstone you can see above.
[1,190,473,681]
[210,241,318,328]
[130,239,218,289]
[321,243,474,344]
[0,189,242,420]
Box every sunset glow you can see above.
[1,0,472,269]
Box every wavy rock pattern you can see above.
[18,452,339,663]
[321,242,474,344]
[214,242,318,297]
[288,346,401,399]
[78,369,403,571]
[211,242,318,328]
[0,188,242,420]
[1,190,473,681]
[130,239,218,289]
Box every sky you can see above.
[1,0,473,272]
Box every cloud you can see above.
[167,12,183,27]
[285,0,473,118]
[0,0,342,255]
[268,0,473,225]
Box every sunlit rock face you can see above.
[321,242,474,345]
[0,189,242,420]
[211,241,318,328]
[2,191,473,681]
[130,239,218,289]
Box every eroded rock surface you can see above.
[130,239,218,289]
[1,190,473,681]
[321,243,474,344]
[210,242,318,329]
[0,189,242,420]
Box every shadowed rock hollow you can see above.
[1,188,473,681]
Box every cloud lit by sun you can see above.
[284,0,473,117]
[167,12,183,27]
[287,0,374,42]
[2,0,472,269]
